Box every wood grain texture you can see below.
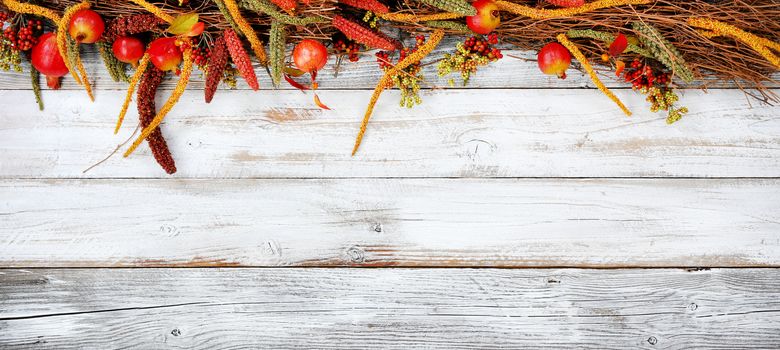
[1,178,778,267]
[1,268,779,349]
[1,89,778,178]
[1,47,777,91]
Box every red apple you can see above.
[537,42,571,79]
[293,39,328,73]
[147,37,182,72]
[112,36,145,66]
[68,9,104,44]
[31,32,69,89]
[467,0,500,35]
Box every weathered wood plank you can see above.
[1,89,778,178]
[1,47,777,90]
[1,268,779,349]
[1,178,778,267]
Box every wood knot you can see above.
[171,329,181,337]
[647,336,658,345]
[372,223,383,233]
[345,247,365,264]
[688,303,698,311]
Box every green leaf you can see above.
[167,13,199,35]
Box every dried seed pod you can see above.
[632,21,695,83]
[239,0,327,26]
[205,35,229,103]
[221,0,268,65]
[418,0,476,16]
[338,0,389,14]
[137,66,177,174]
[1,0,61,23]
[223,28,259,90]
[116,53,151,134]
[57,1,90,85]
[380,12,463,23]
[269,21,286,87]
[424,20,473,33]
[104,14,166,42]
[269,0,296,14]
[125,44,194,157]
[494,0,650,19]
[30,65,43,111]
[545,0,585,7]
[566,29,652,58]
[332,15,400,51]
[214,0,240,31]
[97,41,129,82]
[687,17,780,70]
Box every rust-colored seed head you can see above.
[104,14,166,42]
[338,0,389,14]
[137,67,177,174]
[332,15,400,51]
[223,28,260,90]
[205,35,229,103]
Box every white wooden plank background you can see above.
[1,268,780,349]
[1,46,779,347]
[1,178,778,267]
[1,89,778,178]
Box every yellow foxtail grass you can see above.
[689,17,780,68]
[495,0,650,19]
[75,55,94,101]
[124,44,194,157]
[379,12,463,23]
[221,0,268,65]
[557,33,631,116]
[127,0,174,23]
[352,29,445,156]
[57,1,90,85]
[115,53,151,134]
[0,0,61,23]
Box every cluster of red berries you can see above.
[462,33,503,60]
[333,39,361,62]
[2,18,42,51]
[376,35,426,69]
[375,50,392,69]
[192,45,211,69]
[623,58,670,89]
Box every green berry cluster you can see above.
[0,41,22,72]
[375,36,427,108]
[644,86,688,124]
[222,64,239,89]
[622,58,689,124]
[362,11,379,29]
[437,34,502,86]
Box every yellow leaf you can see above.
[167,13,199,35]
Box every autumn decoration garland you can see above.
[0,0,777,174]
